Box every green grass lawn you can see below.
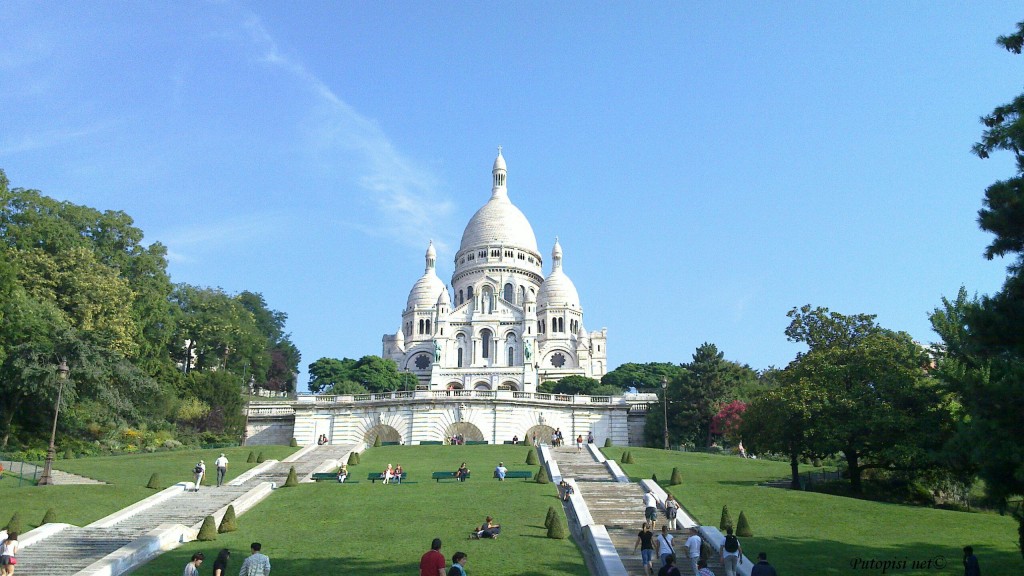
[0,445,296,531]
[606,446,1021,576]
[130,444,587,576]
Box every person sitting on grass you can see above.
[472,516,500,539]
[559,479,575,501]
[456,462,470,482]
[337,465,348,483]
[494,462,508,480]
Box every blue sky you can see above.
[1,2,1019,388]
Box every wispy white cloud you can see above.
[239,13,455,254]
[0,124,106,156]
[159,213,279,264]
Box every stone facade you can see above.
[243,391,657,447]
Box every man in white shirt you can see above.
[684,528,703,576]
[214,453,229,487]
[654,525,675,568]
[494,462,508,481]
[642,491,659,529]
[239,542,271,576]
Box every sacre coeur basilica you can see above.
[247,150,654,447]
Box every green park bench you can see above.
[368,472,407,483]
[381,441,401,446]
[465,440,489,445]
[311,472,356,483]
[419,440,444,445]
[494,470,533,480]
[432,471,471,482]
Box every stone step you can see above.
[17,444,358,576]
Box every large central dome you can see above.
[457,150,539,254]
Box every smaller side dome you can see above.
[538,238,581,308]
[395,328,405,344]
[406,242,445,310]
[437,286,451,307]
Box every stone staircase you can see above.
[16,444,355,576]
[551,447,723,576]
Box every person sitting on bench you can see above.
[337,465,348,483]
[383,463,394,484]
[455,462,470,482]
[494,462,507,481]
[473,516,500,539]
[394,464,404,484]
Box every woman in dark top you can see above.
[211,548,230,576]
[633,522,656,576]
[456,462,469,482]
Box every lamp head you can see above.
[57,360,70,380]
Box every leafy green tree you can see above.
[308,355,414,394]
[601,362,684,390]
[549,375,621,396]
[784,305,948,492]
[943,21,1024,556]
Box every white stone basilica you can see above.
[382,149,608,391]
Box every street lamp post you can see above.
[661,376,669,450]
[38,360,70,486]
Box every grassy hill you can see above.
[609,446,1020,576]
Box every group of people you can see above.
[182,543,270,576]
[316,434,329,445]
[381,463,404,484]
[191,453,230,491]
[634,524,756,576]
[448,434,467,445]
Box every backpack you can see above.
[724,534,739,553]
[194,465,203,475]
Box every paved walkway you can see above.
[16,445,354,576]
[550,446,723,576]
[0,460,105,485]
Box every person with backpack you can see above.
[656,554,680,576]
[192,460,206,492]
[721,526,743,576]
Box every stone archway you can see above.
[497,381,519,391]
[445,422,485,442]
[364,424,402,445]
[524,424,556,445]
[473,381,490,391]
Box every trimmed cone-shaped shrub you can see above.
[652,472,659,483]
[670,467,682,486]
[621,451,629,462]
[373,435,382,447]
[625,451,636,464]
[603,437,613,448]
[547,515,567,539]
[40,508,57,525]
[197,515,218,541]
[6,512,22,533]
[219,505,238,533]
[256,452,265,463]
[736,511,753,537]
[526,449,538,465]
[545,506,557,529]
[290,437,298,448]
[348,452,360,465]
[534,466,550,484]
[147,473,161,489]
[720,505,734,531]
[284,466,299,487]
[247,451,256,463]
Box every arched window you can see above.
[426,319,431,334]
[481,328,492,360]
[467,285,474,300]
[504,283,514,302]
[457,348,464,367]
[518,285,525,304]
[418,319,424,334]
[459,290,464,305]
[508,347,515,366]
[551,318,556,333]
